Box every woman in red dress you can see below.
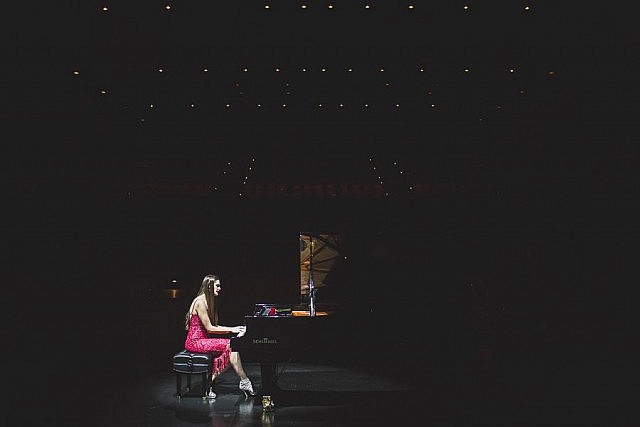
[184,274,254,398]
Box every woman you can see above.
[184,274,254,398]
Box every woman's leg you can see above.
[231,351,255,396]
[229,351,248,380]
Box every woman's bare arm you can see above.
[194,299,245,334]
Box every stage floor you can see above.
[17,346,639,426]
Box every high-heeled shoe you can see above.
[239,378,255,397]
[205,388,216,399]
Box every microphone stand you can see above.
[308,235,316,317]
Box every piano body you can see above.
[231,305,347,396]
[230,233,348,396]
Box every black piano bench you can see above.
[172,350,214,399]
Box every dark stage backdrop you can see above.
[10,191,638,405]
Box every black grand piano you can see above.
[231,233,349,397]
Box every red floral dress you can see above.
[184,314,231,374]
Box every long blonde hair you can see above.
[184,274,219,331]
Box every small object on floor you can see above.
[261,395,275,412]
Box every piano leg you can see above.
[259,357,279,397]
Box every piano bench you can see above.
[172,350,229,398]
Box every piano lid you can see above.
[299,233,342,297]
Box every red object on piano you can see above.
[269,306,276,316]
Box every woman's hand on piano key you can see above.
[234,325,246,337]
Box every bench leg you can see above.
[175,372,215,398]
[202,373,208,398]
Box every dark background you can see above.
[5,1,639,418]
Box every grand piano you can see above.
[231,233,349,397]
